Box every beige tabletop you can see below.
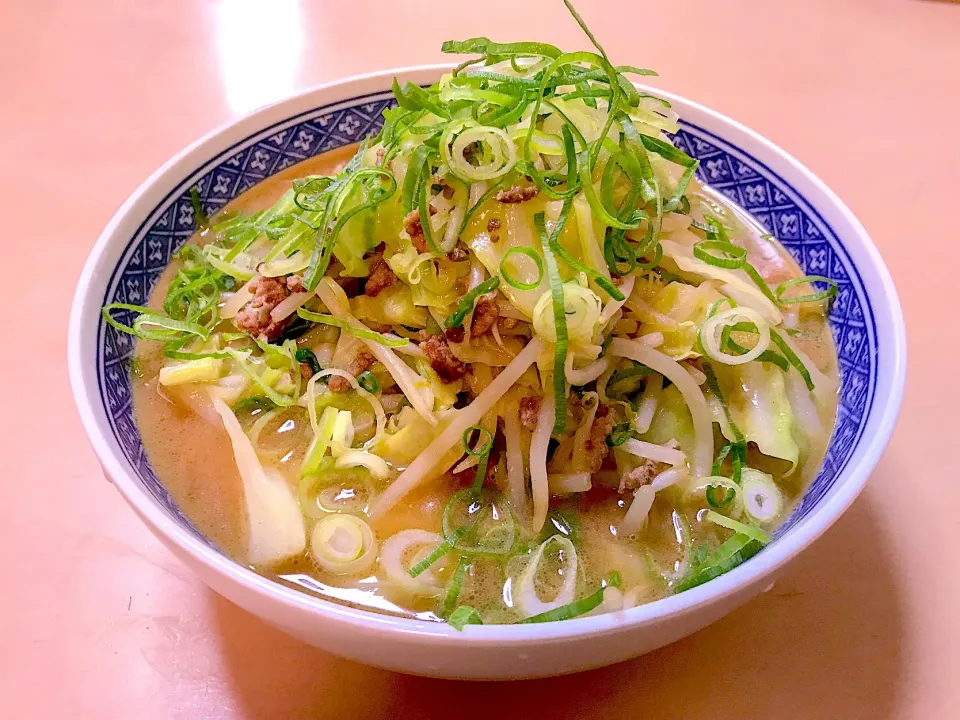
[1,0,958,717]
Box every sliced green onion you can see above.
[724,336,790,372]
[233,396,276,414]
[101,303,157,336]
[549,237,624,301]
[189,186,208,229]
[775,275,839,305]
[770,329,815,391]
[741,469,784,523]
[442,488,515,556]
[303,167,397,291]
[391,78,450,119]
[673,533,763,592]
[463,425,494,492]
[102,303,210,342]
[295,348,322,375]
[535,211,569,435]
[408,526,467,578]
[444,276,500,329]
[442,557,472,617]
[226,349,297,407]
[704,509,770,544]
[500,247,544,290]
[711,442,733,477]
[357,370,380,394]
[608,363,652,389]
[742,262,779,306]
[400,144,430,215]
[462,426,494,457]
[606,422,632,448]
[705,484,736,509]
[693,240,747,269]
[297,309,410,348]
[702,362,747,485]
[441,37,562,59]
[447,605,483,630]
[520,572,621,623]
[456,179,504,236]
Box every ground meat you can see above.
[422,336,467,382]
[300,363,315,382]
[328,350,376,393]
[584,405,617,474]
[365,258,397,297]
[286,274,306,293]
[375,147,386,167]
[519,396,541,431]
[496,185,539,204]
[444,325,465,344]
[500,316,518,330]
[233,276,293,340]
[470,296,499,337]
[403,207,437,253]
[490,234,500,243]
[618,459,659,494]
[487,218,501,232]
[448,244,469,262]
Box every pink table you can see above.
[2,0,958,717]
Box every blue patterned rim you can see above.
[95,89,876,551]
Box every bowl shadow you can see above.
[213,462,906,720]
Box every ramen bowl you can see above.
[68,66,906,680]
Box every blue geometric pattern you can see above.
[95,89,875,551]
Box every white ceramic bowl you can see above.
[69,66,906,679]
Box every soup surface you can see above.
[113,21,840,627]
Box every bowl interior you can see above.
[92,87,878,566]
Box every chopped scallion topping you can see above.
[447,605,484,631]
[500,247,544,290]
[297,309,410,348]
[444,276,501,329]
[775,275,839,305]
[535,211,569,435]
[357,370,380,394]
[520,571,621,623]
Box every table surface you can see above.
[2,0,958,717]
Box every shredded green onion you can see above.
[520,571,621,623]
[549,237,624,300]
[189,186,208,229]
[500,247,544,291]
[775,275,839,305]
[535,211,569,435]
[357,370,380,394]
[297,309,410,348]
[295,348,322,375]
[706,484,736,509]
[770,329,815,390]
[673,533,764,592]
[606,422,632,448]
[693,240,747,269]
[463,425,494,492]
[703,363,746,484]
[226,349,297,407]
[742,262,779,305]
[444,277,501,329]
[704,509,770,544]
[102,303,210,343]
[408,526,467,578]
[447,605,483,630]
[442,557,471,617]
